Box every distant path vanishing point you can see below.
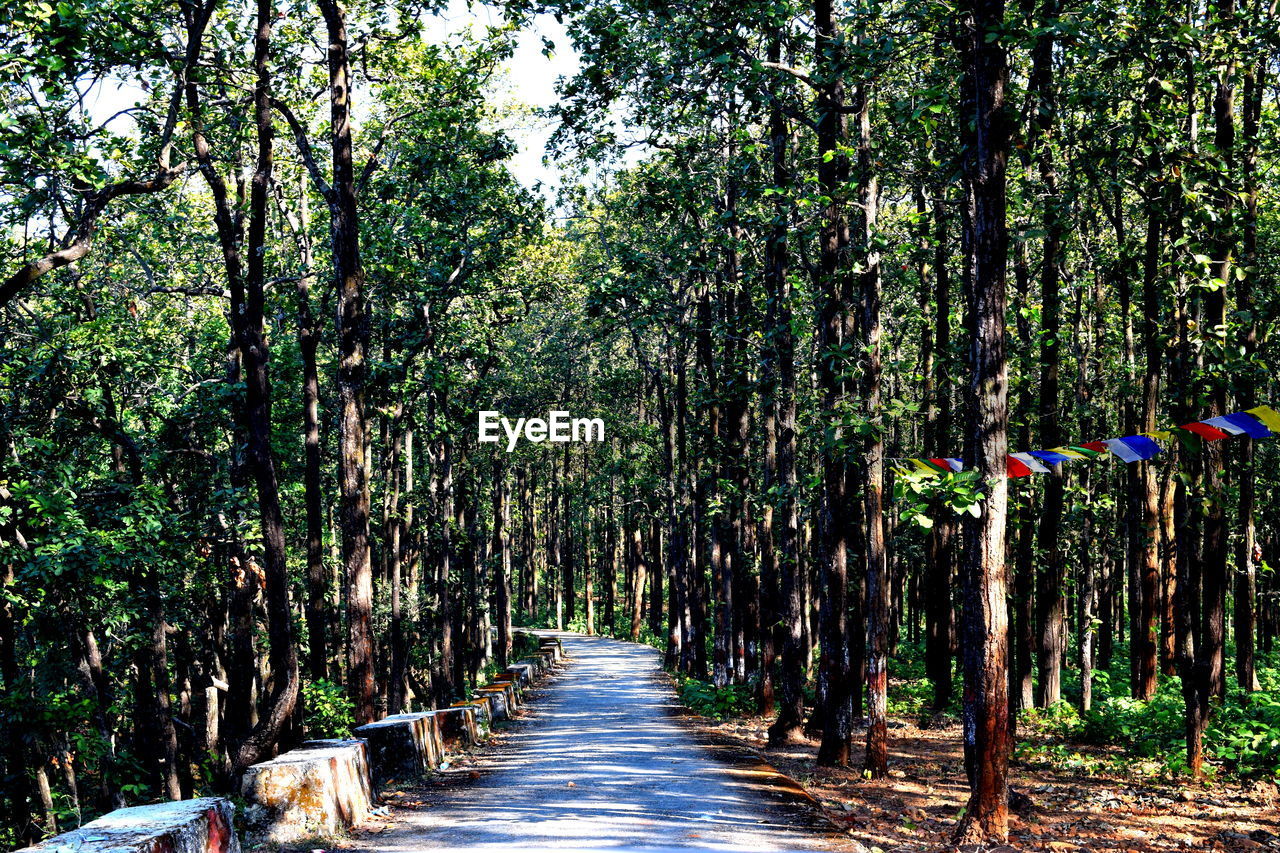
[356,632,842,852]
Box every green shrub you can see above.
[1082,690,1183,756]
[1075,677,1280,778]
[303,679,355,739]
[1022,700,1085,739]
[1202,689,1280,776]
[676,675,758,720]
[512,631,542,660]
[886,677,935,718]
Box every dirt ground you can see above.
[688,712,1280,853]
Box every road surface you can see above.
[357,633,839,852]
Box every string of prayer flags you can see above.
[890,404,1279,479]
[1202,412,1273,439]
[907,458,963,474]
[1009,453,1050,475]
[1102,435,1162,463]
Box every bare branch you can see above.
[1,167,187,310]
[272,97,334,201]
[0,0,205,310]
[758,60,820,91]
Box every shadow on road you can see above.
[359,634,843,852]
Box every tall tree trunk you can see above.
[561,443,576,625]
[519,468,534,619]
[758,47,789,715]
[1160,469,1179,676]
[290,173,328,686]
[316,0,375,727]
[851,68,887,775]
[1199,0,1237,708]
[493,458,512,668]
[436,435,456,705]
[604,462,617,634]
[658,357,684,667]
[1076,272,1103,712]
[1009,238,1036,716]
[924,147,958,720]
[1172,46,1206,771]
[1135,77,1166,700]
[1029,0,1066,709]
[813,0,855,769]
[697,272,734,686]
[142,594,182,799]
[630,526,647,641]
[386,427,408,715]
[187,0,299,771]
[953,0,1012,837]
[648,518,665,639]
[585,508,596,635]
[765,51,803,741]
[1234,46,1263,692]
[549,458,563,630]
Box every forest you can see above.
[1,0,1279,847]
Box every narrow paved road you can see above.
[359,633,839,852]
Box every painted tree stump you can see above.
[490,673,526,705]
[21,798,238,853]
[354,712,445,786]
[429,706,482,747]
[485,679,521,708]
[518,657,547,676]
[505,662,536,687]
[451,698,494,733]
[240,739,374,843]
[474,685,512,720]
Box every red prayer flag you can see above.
[1006,456,1033,477]
[1080,440,1107,452]
[1180,421,1231,441]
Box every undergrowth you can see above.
[675,675,759,720]
[1017,665,1280,779]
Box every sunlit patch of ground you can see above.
[688,708,1279,852]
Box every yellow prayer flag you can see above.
[1247,405,1280,433]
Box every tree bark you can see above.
[1135,77,1166,700]
[278,171,328,686]
[855,69,889,777]
[386,425,408,715]
[630,526,647,641]
[1028,0,1066,709]
[187,0,299,772]
[562,443,576,626]
[1199,0,1237,707]
[924,171,958,720]
[435,433,456,705]
[1234,46,1263,692]
[493,458,512,668]
[953,0,1012,837]
[813,0,855,769]
[315,0,375,727]
[765,53,803,742]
